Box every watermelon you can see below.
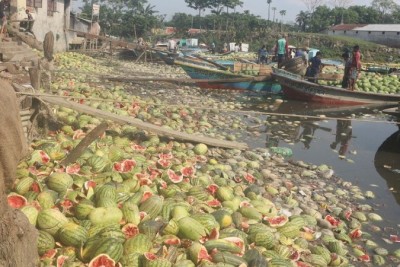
[166,169,183,183]
[193,143,208,155]
[46,173,73,194]
[58,222,88,247]
[89,207,123,226]
[264,215,289,228]
[20,205,39,225]
[88,254,120,267]
[7,193,27,209]
[37,208,69,235]
[37,230,56,256]
[113,159,136,173]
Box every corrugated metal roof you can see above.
[330,24,366,31]
[353,24,400,32]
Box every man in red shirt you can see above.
[349,45,361,91]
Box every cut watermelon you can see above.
[88,254,120,267]
[167,169,183,183]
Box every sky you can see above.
[147,0,373,23]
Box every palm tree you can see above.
[279,10,286,31]
[267,0,272,21]
[272,7,277,22]
[296,11,309,31]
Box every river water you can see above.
[238,95,400,250]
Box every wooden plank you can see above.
[60,122,108,166]
[102,76,257,84]
[40,95,248,150]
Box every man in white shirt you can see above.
[167,39,177,52]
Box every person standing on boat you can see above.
[302,47,310,66]
[275,34,288,69]
[167,39,177,53]
[306,51,323,83]
[258,45,268,64]
[341,52,352,89]
[349,45,361,91]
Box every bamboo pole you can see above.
[39,94,248,150]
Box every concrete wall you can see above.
[17,0,70,52]
[328,30,400,48]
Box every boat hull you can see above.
[179,63,281,93]
[273,69,400,105]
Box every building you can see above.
[327,24,400,48]
[12,0,71,52]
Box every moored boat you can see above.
[175,60,281,93]
[272,68,400,106]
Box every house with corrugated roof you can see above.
[327,24,400,48]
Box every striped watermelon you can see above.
[37,208,69,236]
[37,230,56,256]
[58,222,88,247]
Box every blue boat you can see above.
[175,60,282,93]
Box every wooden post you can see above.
[29,67,41,90]
[60,122,108,166]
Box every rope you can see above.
[15,91,400,126]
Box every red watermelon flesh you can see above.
[167,169,183,183]
[7,194,27,209]
[88,254,118,267]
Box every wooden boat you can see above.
[272,68,400,106]
[382,105,400,118]
[175,60,282,93]
[155,50,235,69]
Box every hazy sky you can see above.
[147,0,373,23]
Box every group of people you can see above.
[306,45,361,90]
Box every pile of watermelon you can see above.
[7,53,400,267]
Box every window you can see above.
[344,30,346,34]
[382,31,385,34]
[368,31,371,34]
[397,32,400,35]
[356,31,358,34]
[26,0,42,8]
[47,0,56,16]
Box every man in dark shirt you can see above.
[306,51,323,83]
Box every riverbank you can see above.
[11,53,400,266]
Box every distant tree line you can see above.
[77,0,400,41]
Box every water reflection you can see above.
[330,120,352,157]
[374,126,400,205]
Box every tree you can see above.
[272,7,277,22]
[279,10,286,21]
[371,0,398,20]
[296,11,310,31]
[332,0,353,23]
[184,0,214,17]
[267,0,272,21]
[302,0,325,14]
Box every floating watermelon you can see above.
[264,215,289,228]
[325,215,340,227]
[88,254,120,267]
[350,229,362,239]
[358,254,370,262]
